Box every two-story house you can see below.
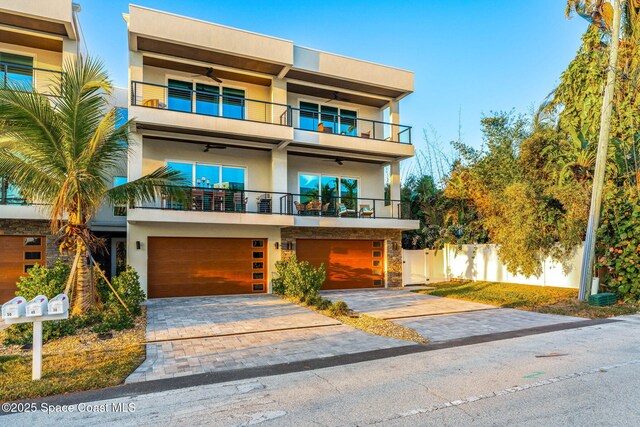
[0,1,127,301]
[124,6,419,297]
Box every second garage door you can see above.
[296,239,384,290]
[0,236,46,303]
[147,237,267,298]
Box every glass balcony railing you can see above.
[131,81,292,126]
[290,108,412,144]
[0,62,63,96]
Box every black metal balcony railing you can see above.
[0,62,63,96]
[134,187,413,220]
[136,188,294,215]
[285,194,412,219]
[131,81,292,126]
[289,108,412,144]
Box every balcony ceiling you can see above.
[137,37,286,76]
[143,56,272,87]
[136,123,282,146]
[0,11,68,36]
[0,28,62,52]
[287,83,389,108]
[285,69,405,99]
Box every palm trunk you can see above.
[71,239,91,315]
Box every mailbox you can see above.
[2,296,27,319]
[48,294,69,315]
[26,295,48,317]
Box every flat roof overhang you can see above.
[0,27,63,51]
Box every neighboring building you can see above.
[124,5,419,297]
[0,1,127,301]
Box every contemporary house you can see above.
[0,2,419,300]
[125,5,419,297]
[0,0,127,302]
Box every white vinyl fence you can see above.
[402,243,585,289]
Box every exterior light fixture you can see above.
[136,241,141,250]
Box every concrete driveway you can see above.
[127,294,408,383]
[322,288,586,342]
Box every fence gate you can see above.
[402,249,427,286]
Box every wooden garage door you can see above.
[296,239,384,290]
[0,236,46,302]
[147,237,267,298]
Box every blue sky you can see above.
[79,0,588,152]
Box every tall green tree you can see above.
[0,57,186,314]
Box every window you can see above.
[168,162,246,190]
[25,237,42,246]
[113,177,128,217]
[25,252,41,260]
[253,262,264,269]
[252,240,264,248]
[299,174,358,207]
[253,272,264,280]
[298,102,357,135]
[195,164,220,188]
[0,52,33,88]
[1,177,23,205]
[167,162,194,184]
[299,102,318,131]
[195,83,219,116]
[222,166,245,190]
[222,87,245,119]
[167,79,192,112]
[253,251,264,259]
[252,284,264,292]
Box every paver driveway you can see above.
[127,294,408,383]
[321,288,496,319]
[322,288,587,342]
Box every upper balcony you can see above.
[130,80,293,146]
[1,62,63,96]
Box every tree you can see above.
[0,57,186,315]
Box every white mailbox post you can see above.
[1,294,69,380]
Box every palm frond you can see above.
[105,167,190,207]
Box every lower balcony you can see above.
[128,187,419,230]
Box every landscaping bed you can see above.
[416,281,638,319]
[0,309,145,402]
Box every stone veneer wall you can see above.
[280,227,403,287]
[0,219,64,267]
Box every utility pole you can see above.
[578,0,622,301]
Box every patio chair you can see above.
[307,199,322,215]
[321,202,330,216]
[294,201,307,215]
[360,130,371,139]
[337,203,356,217]
[359,204,374,218]
[233,192,248,212]
[191,188,205,211]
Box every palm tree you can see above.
[0,57,186,315]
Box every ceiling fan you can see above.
[203,143,226,152]
[322,157,345,166]
[190,67,223,83]
[325,91,350,103]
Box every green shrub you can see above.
[315,299,332,310]
[3,265,145,345]
[273,255,325,302]
[108,266,145,316]
[15,259,70,301]
[328,300,350,316]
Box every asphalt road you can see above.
[4,315,640,426]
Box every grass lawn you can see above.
[0,313,145,402]
[415,281,639,319]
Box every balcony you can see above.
[290,108,411,144]
[1,62,63,96]
[128,187,419,230]
[130,81,293,143]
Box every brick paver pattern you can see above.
[397,308,585,342]
[321,288,496,319]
